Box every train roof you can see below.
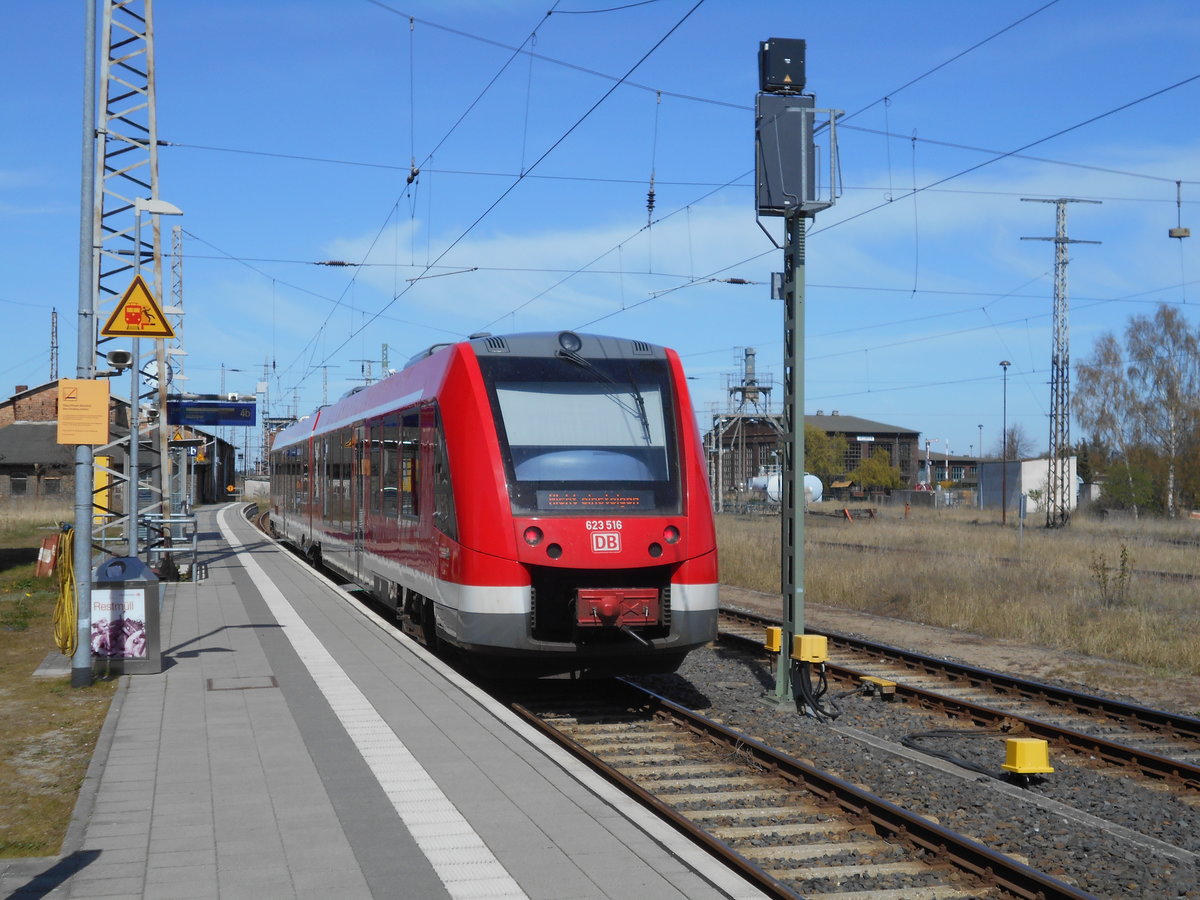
[269,331,675,451]
[405,331,669,369]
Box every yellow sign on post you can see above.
[57,379,111,445]
[100,274,175,338]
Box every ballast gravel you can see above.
[633,644,1200,898]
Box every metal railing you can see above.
[142,513,199,577]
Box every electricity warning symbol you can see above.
[100,275,175,338]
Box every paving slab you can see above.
[1,503,768,900]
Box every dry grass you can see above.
[0,520,116,858]
[0,503,73,538]
[717,503,1200,677]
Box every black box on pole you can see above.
[759,38,806,93]
[755,93,817,216]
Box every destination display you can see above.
[536,489,653,511]
[167,399,257,427]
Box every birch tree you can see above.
[1074,332,1143,517]
[1124,305,1200,518]
[1074,304,1200,517]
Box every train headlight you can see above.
[546,543,563,559]
[557,331,583,353]
[523,526,543,546]
[648,542,663,558]
[663,525,680,544]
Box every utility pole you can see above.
[71,0,99,688]
[351,359,374,386]
[162,225,187,520]
[50,309,59,382]
[754,38,839,710]
[91,0,170,560]
[1021,198,1100,528]
[312,365,335,407]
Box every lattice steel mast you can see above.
[90,0,171,555]
[1021,198,1099,528]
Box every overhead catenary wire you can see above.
[574,71,1200,334]
[306,0,711,377]
[154,5,1195,420]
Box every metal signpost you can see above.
[754,39,839,708]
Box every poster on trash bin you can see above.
[91,587,149,659]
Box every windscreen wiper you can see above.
[555,349,653,445]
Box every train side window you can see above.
[381,414,399,518]
[319,434,328,513]
[368,420,383,517]
[401,412,420,519]
[331,428,351,530]
[432,409,457,540]
[297,461,308,512]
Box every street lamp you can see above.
[128,198,183,558]
[1000,361,1011,525]
[977,423,984,509]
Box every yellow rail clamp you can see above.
[764,626,782,653]
[860,675,897,699]
[1001,737,1054,775]
[791,633,828,664]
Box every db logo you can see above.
[590,532,621,553]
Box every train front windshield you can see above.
[479,355,681,515]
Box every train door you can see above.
[353,424,367,579]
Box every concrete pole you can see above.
[71,0,98,688]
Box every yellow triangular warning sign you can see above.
[783,74,792,83]
[101,274,175,338]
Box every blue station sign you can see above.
[167,399,257,427]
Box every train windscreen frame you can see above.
[477,354,681,515]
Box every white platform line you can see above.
[218,508,527,900]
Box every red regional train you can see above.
[268,331,718,677]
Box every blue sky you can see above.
[4,1,1198,466]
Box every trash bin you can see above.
[91,556,161,675]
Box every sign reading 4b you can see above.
[101,274,175,338]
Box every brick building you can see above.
[0,381,235,507]
[706,410,922,505]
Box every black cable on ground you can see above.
[794,662,843,720]
[901,727,1010,779]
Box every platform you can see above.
[1,504,767,899]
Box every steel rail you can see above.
[510,681,1095,900]
[720,608,1200,790]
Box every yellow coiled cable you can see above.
[53,527,77,657]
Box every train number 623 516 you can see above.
[585,519,623,531]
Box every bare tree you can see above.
[1125,305,1200,517]
[1074,304,1200,518]
[993,423,1035,461]
[1074,332,1142,518]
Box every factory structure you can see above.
[704,348,1073,515]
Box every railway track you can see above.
[502,679,1093,899]
[719,607,1200,795]
[807,538,1200,583]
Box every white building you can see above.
[977,457,1078,516]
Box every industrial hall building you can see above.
[0,381,235,508]
[706,409,921,505]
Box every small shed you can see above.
[0,422,74,502]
